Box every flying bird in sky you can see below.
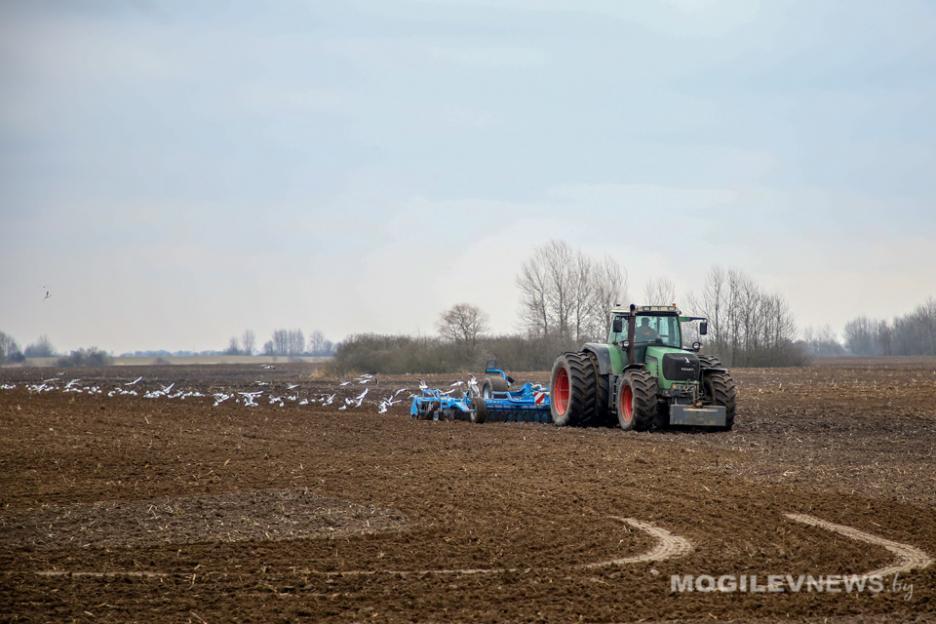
[42,286,51,301]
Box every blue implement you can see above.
[410,379,551,424]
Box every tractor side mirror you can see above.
[700,321,708,336]
[612,317,623,333]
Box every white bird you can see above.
[355,388,369,402]
[125,376,143,386]
[450,381,464,387]
[419,380,428,390]
[322,393,336,406]
[338,405,347,411]
[393,388,407,397]
[286,383,299,390]
[238,391,263,407]
[377,402,388,414]
[339,381,351,387]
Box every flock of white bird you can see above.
[0,372,479,415]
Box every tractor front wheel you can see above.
[703,371,737,431]
[616,370,658,431]
[550,352,599,426]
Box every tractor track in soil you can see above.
[1,358,935,622]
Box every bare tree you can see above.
[272,329,289,355]
[844,297,936,356]
[543,241,574,339]
[263,340,275,356]
[589,256,628,338]
[0,331,21,363]
[688,266,803,366]
[844,316,878,355]
[517,241,628,341]
[517,246,553,337]
[23,335,55,357]
[287,329,305,355]
[225,336,241,355]
[438,303,489,350]
[643,277,677,306]
[241,329,256,355]
[307,330,334,354]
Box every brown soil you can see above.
[1,359,934,623]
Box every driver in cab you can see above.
[636,317,658,342]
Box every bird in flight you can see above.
[43,286,51,301]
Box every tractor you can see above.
[549,304,736,431]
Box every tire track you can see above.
[785,512,933,578]
[23,517,692,579]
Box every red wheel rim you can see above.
[620,384,634,425]
[553,368,570,416]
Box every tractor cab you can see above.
[609,305,708,367]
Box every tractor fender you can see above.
[582,343,613,375]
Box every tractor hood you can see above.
[646,346,700,383]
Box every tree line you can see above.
[842,299,936,356]
[332,240,808,373]
[0,331,112,368]
[224,328,335,357]
[0,332,56,363]
[686,267,807,367]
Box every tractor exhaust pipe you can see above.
[628,304,637,364]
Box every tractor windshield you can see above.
[632,315,682,348]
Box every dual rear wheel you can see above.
[550,351,607,426]
[550,351,657,431]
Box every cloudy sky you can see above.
[2,0,935,353]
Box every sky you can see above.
[1,0,935,353]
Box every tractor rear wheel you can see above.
[550,352,600,426]
[616,369,658,431]
[703,370,737,431]
[585,351,611,426]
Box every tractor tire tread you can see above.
[551,351,599,426]
[704,370,737,430]
[621,369,658,431]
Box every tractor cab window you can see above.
[609,314,628,344]
[634,315,681,348]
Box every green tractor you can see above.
[549,304,736,431]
